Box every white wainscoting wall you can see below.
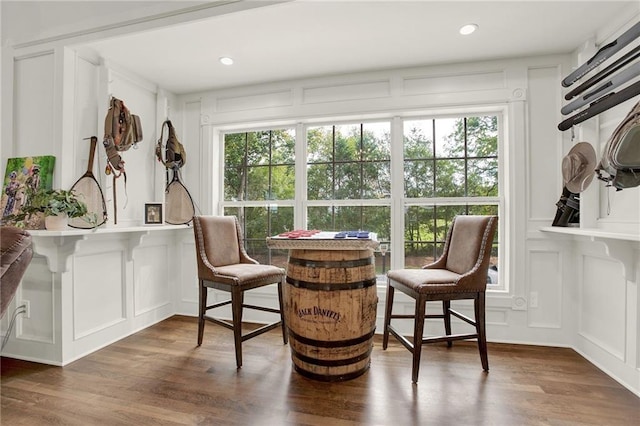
[1,4,638,397]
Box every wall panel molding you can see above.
[527,248,562,328]
[303,80,390,104]
[133,244,171,317]
[73,250,126,340]
[403,70,506,95]
[579,254,626,361]
[217,90,293,112]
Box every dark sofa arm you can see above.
[1,226,33,318]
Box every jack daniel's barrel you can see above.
[285,249,378,381]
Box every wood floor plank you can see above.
[2,315,638,425]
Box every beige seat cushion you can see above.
[205,263,284,286]
[387,268,461,294]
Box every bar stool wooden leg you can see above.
[382,282,395,350]
[277,279,288,344]
[443,300,452,348]
[197,280,206,346]
[231,287,243,368]
[476,292,489,371]
[412,294,427,383]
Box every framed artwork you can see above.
[1,156,56,229]
[144,203,163,225]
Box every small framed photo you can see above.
[144,203,163,225]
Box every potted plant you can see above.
[3,187,88,230]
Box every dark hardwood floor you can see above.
[1,315,638,425]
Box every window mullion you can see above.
[464,117,469,199]
[295,123,306,229]
[390,116,405,270]
[267,131,273,237]
[360,123,364,201]
[332,126,336,201]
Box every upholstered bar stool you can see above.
[383,215,498,383]
[192,215,287,368]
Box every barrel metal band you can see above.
[288,328,375,348]
[286,277,377,291]
[292,346,373,367]
[292,363,370,382]
[288,257,373,268]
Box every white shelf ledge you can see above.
[539,226,640,242]
[28,224,191,272]
[540,226,640,281]
[27,223,190,237]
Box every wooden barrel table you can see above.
[266,233,379,381]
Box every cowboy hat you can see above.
[562,142,596,193]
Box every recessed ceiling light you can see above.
[219,56,234,65]
[459,24,478,35]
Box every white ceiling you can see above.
[82,1,639,94]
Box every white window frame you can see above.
[219,106,507,293]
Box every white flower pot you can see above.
[45,214,68,230]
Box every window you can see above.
[403,116,500,286]
[307,123,391,200]
[221,114,501,287]
[223,129,295,267]
[224,129,295,202]
[306,122,391,276]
